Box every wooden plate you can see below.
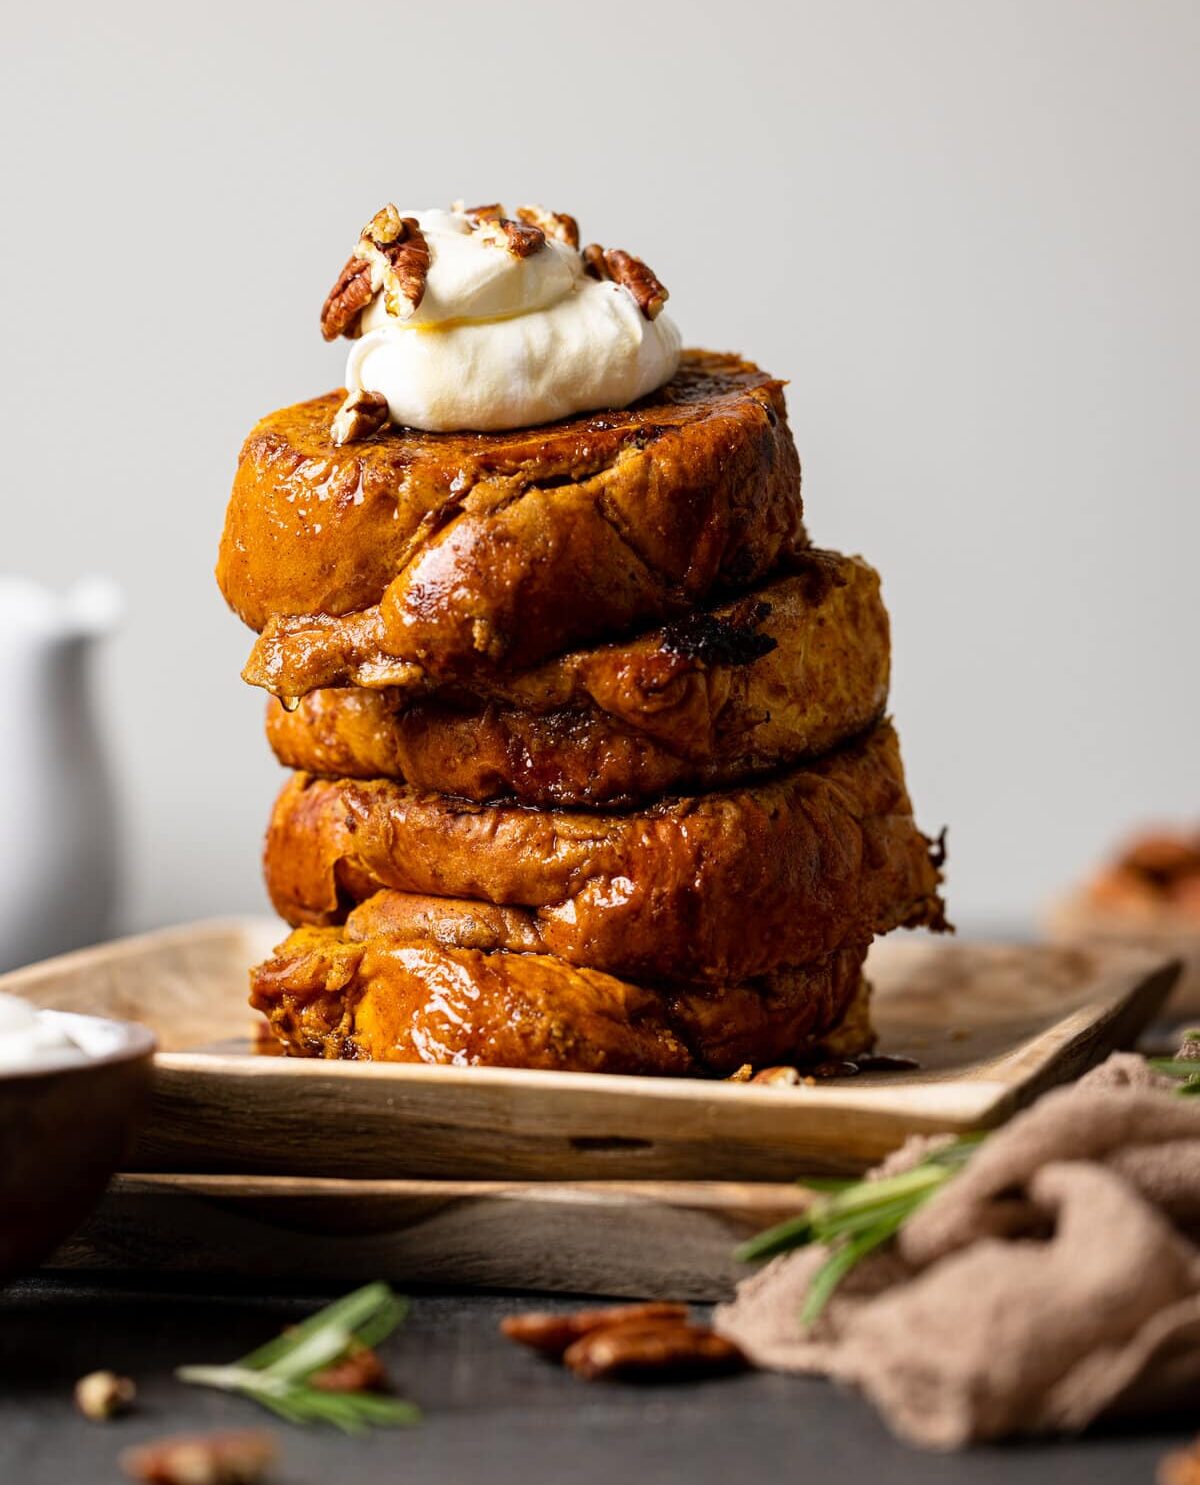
[0,919,1179,1181]
[51,1174,810,1300]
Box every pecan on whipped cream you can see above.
[323,202,680,433]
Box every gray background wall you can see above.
[4,0,1197,938]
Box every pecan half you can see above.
[120,1429,277,1485]
[358,207,430,320]
[331,388,390,446]
[516,204,580,250]
[501,1302,688,1360]
[563,1318,747,1382]
[320,255,373,341]
[320,206,430,339]
[582,244,669,319]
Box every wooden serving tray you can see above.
[1,919,1179,1181]
[52,1175,809,1300]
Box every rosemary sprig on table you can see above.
[177,1282,420,1431]
[737,1037,1200,1324]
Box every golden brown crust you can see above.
[262,721,946,985]
[265,551,891,805]
[217,351,805,700]
[249,923,873,1075]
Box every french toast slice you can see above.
[219,351,805,699]
[265,550,890,806]
[262,721,946,986]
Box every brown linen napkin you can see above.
[715,1054,1200,1449]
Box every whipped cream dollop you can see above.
[339,206,681,433]
[0,991,86,1072]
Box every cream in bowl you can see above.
[0,991,91,1071]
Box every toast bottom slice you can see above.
[250,925,874,1077]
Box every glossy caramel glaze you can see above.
[218,351,805,699]
[262,721,946,986]
[249,925,873,1075]
[265,550,891,806]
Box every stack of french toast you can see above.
[217,203,946,1076]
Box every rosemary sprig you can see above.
[177,1282,420,1432]
[739,1035,1200,1324]
[735,1135,983,1323]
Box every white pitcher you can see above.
[0,578,122,972]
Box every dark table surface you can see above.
[0,1276,1189,1484]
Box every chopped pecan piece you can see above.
[74,1369,136,1420]
[363,203,405,245]
[463,204,549,256]
[470,616,505,658]
[501,1302,688,1360]
[751,1065,803,1086]
[120,1429,277,1485]
[331,388,390,446]
[516,204,581,249]
[563,1317,747,1382]
[582,244,669,319]
[320,206,430,339]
